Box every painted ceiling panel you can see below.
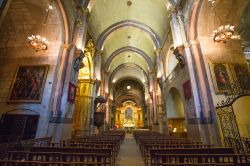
[109,52,149,73]
[88,0,169,43]
[102,27,155,65]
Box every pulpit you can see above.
[93,112,105,129]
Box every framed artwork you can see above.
[8,65,49,103]
[68,82,77,103]
[230,64,250,91]
[210,63,233,94]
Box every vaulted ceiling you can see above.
[87,0,170,90]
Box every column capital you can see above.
[61,43,73,49]
[189,39,200,45]
[155,48,162,56]
[95,50,103,56]
[76,5,90,16]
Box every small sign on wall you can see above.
[68,82,76,103]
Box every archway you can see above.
[0,108,39,142]
[165,87,187,137]
[115,101,144,131]
[233,96,250,138]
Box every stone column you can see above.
[149,72,158,126]
[171,8,202,120]
[48,2,89,141]
[90,80,99,134]
[177,5,220,145]
[156,49,165,133]
[147,97,153,130]
[94,50,102,81]
[169,5,220,145]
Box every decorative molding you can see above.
[104,46,153,72]
[109,63,148,84]
[96,20,162,50]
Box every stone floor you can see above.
[116,133,144,166]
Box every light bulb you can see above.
[49,5,53,10]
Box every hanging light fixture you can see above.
[27,35,49,52]
[211,25,235,43]
[27,0,53,51]
[208,0,216,5]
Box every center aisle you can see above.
[116,133,144,166]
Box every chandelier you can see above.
[27,35,49,52]
[211,25,235,43]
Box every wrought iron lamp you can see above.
[27,35,49,52]
[211,25,235,43]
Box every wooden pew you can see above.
[30,146,114,165]
[142,143,211,165]
[2,151,110,166]
[48,142,118,158]
[0,160,107,166]
[150,147,235,166]
[153,154,250,166]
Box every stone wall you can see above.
[0,0,63,138]
[197,0,249,106]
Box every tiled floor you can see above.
[116,133,144,166]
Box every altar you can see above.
[123,108,135,132]
[123,121,135,132]
[115,101,144,129]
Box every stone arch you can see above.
[164,44,178,75]
[4,108,39,115]
[96,20,162,50]
[165,87,186,134]
[165,87,185,119]
[232,95,250,138]
[56,0,70,45]
[104,46,154,72]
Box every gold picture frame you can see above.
[209,63,233,94]
[230,63,250,92]
[8,65,49,103]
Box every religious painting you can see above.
[231,64,250,91]
[125,107,133,121]
[210,63,232,94]
[67,82,77,103]
[8,65,49,103]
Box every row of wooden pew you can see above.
[0,130,125,166]
[133,130,250,166]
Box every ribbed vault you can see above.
[87,0,169,90]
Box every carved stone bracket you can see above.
[173,45,185,68]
